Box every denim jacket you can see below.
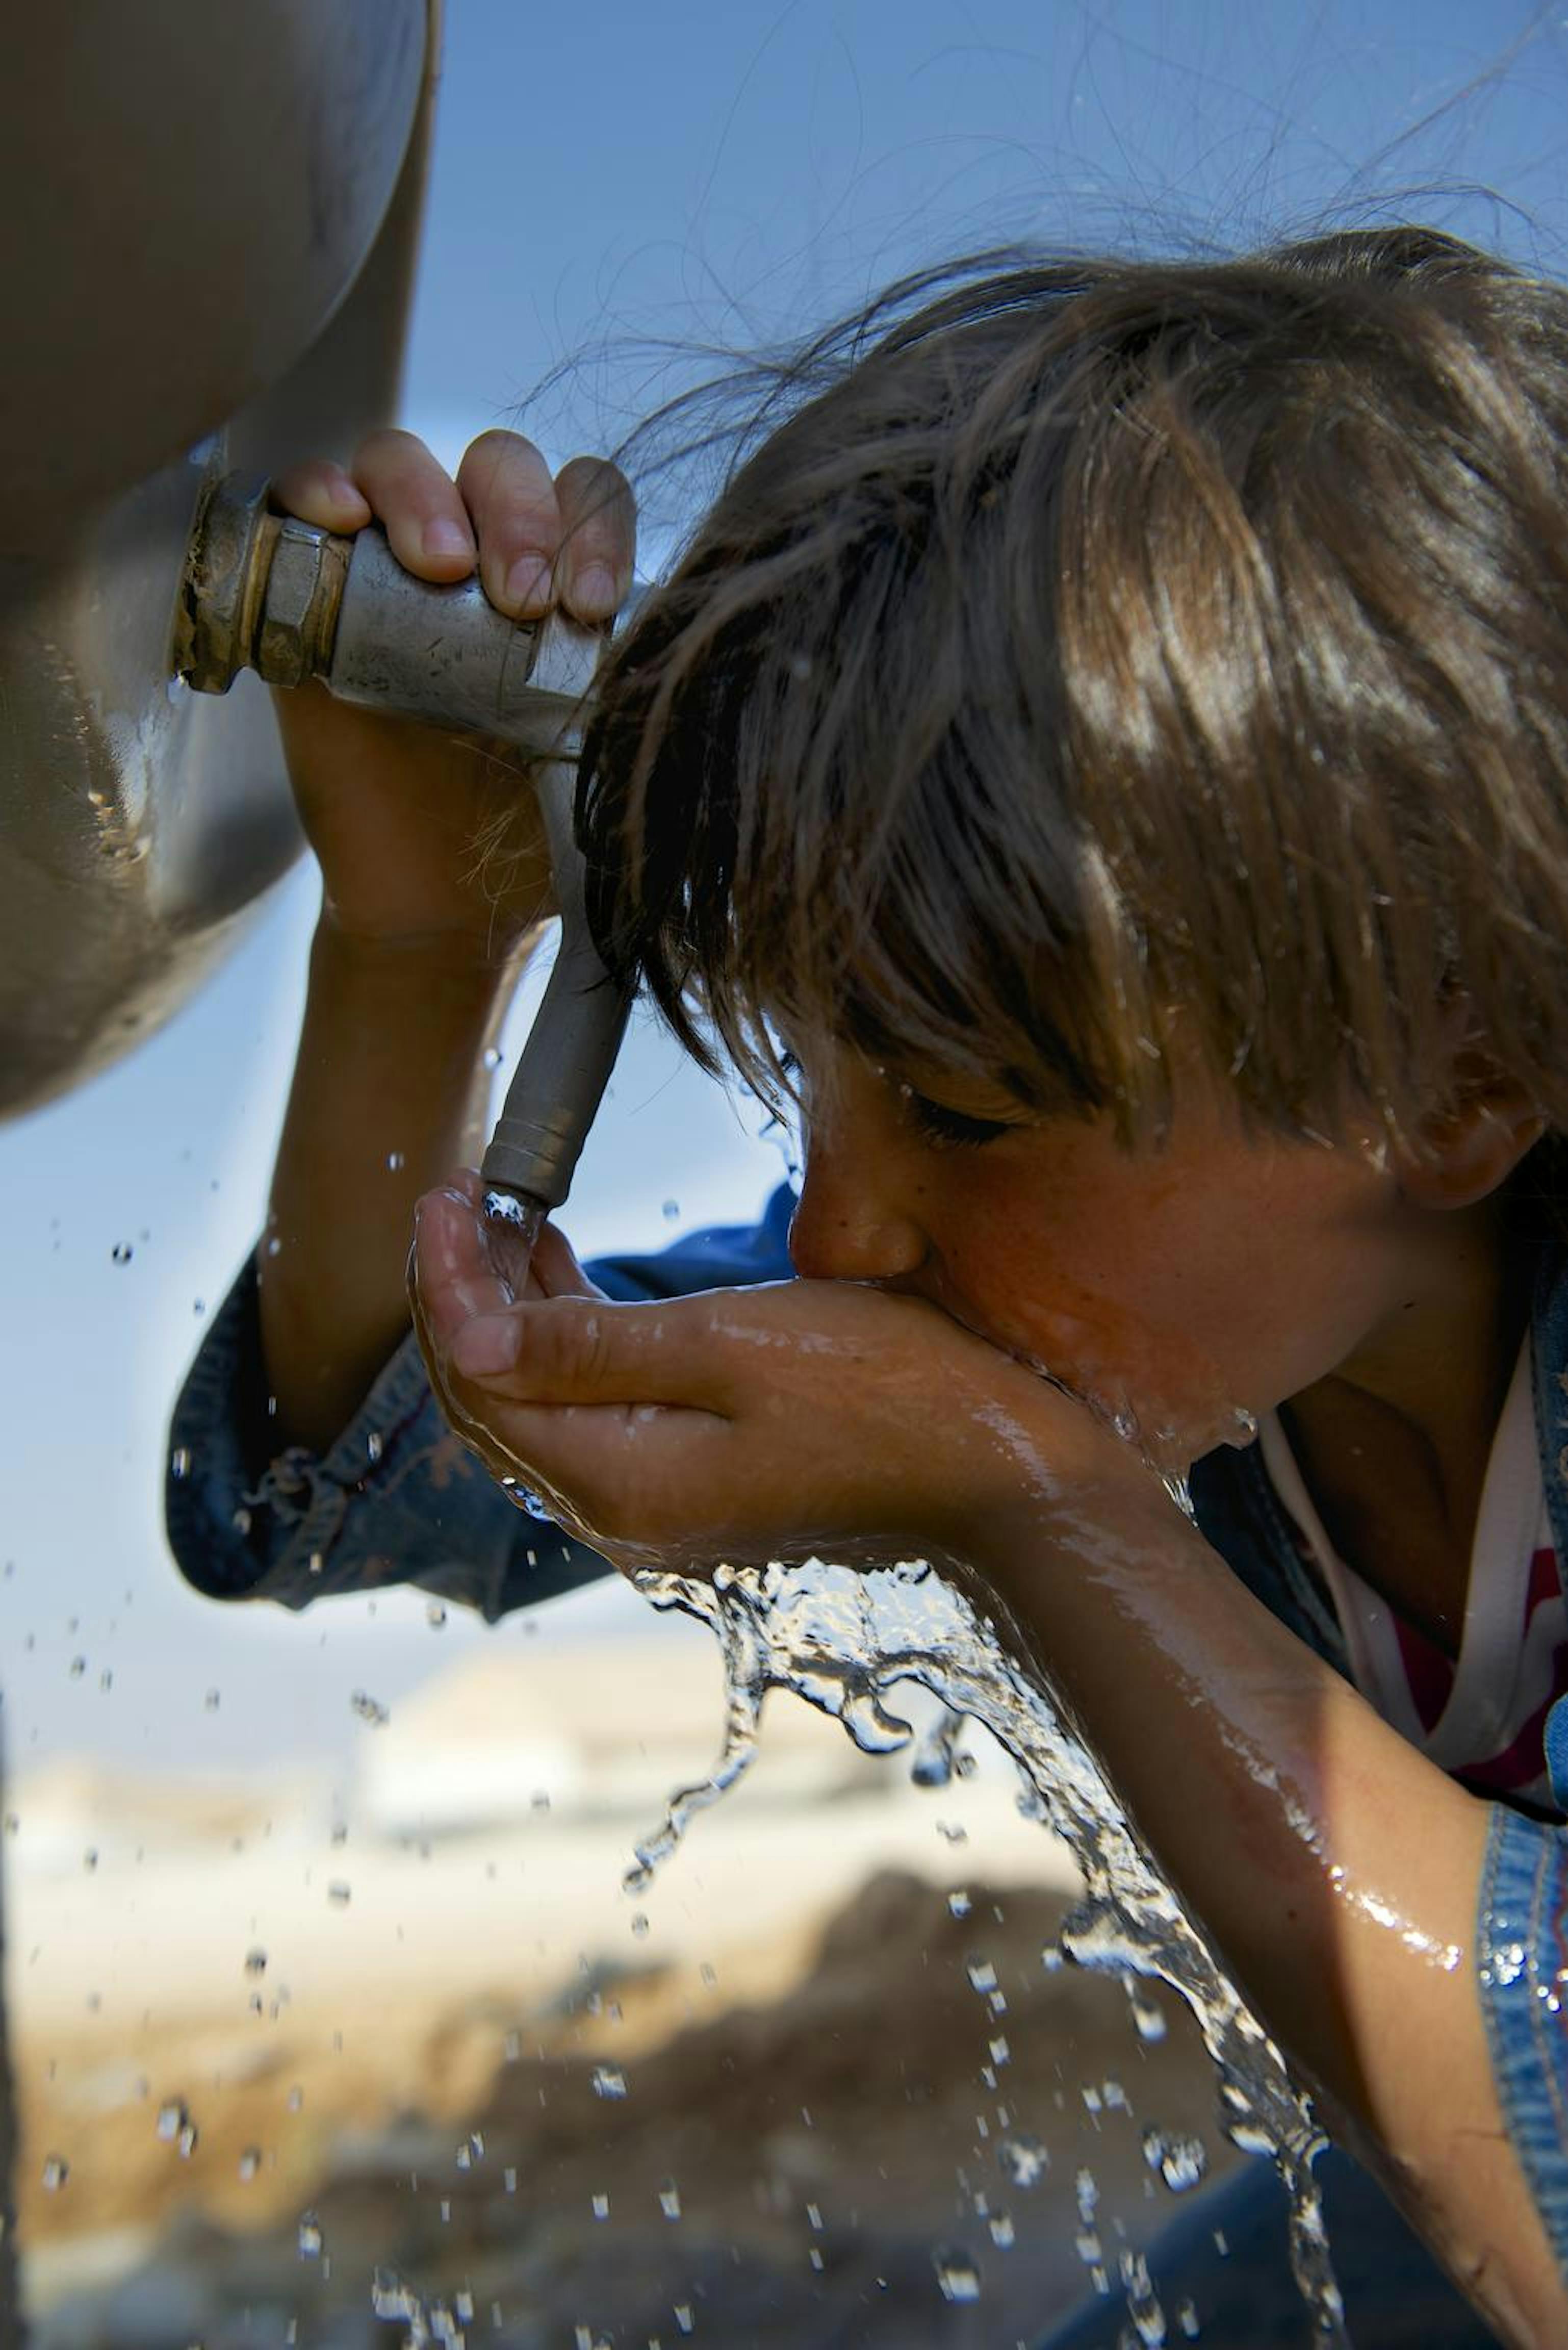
[166,1184,1568,2276]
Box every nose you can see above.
[787,1146,931,1285]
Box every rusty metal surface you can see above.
[0,0,441,1117]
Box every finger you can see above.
[553,456,636,623]
[412,1184,514,1345]
[445,1394,732,1542]
[351,427,477,580]
[455,430,563,621]
[440,1281,734,1412]
[270,458,373,533]
[528,1218,607,1302]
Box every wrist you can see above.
[315,903,545,987]
[964,1443,1209,1627]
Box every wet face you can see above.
[783,1043,1434,1467]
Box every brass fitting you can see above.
[174,472,350,695]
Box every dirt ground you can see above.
[18,1866,1244,2349]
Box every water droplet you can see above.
[308,1551,325,1576]
[387,1151,405,1172]
[934,2246,981,2303]
[1119,2247,1167,2345]
[425,1599,447,1628]
[327,1881,351,1907]
[41,2154,68,2191]
[591,2064,627,2100]
[1143,2127,1208,2192]
[157,2099,189,2143]
[591,2191,609,2219]
[350,1690,389,1728]
[111,1242,133,1265]
[1177,2294,1201,2337]
[988,2211,1015,2247]
[1126,1981,1168,2041]
[177,2121,198,2159]
[674,2308,694,2336]
[239,2147,262,2182]
[297,2212,323,2258]
[630,1911,650,1938]
[68,1655,85,1679]
[170,1446,192,1481]
[456,2131,484,2168]
[935,1818,968,1844]
[366,1431,383,1465]
[966,1958,998,1995]
[658,2181,681,2219]
[998,2133,1049,2189]
[662,1198,680,1221]
[203,1688,220,1712]
[948,1888,972,1918]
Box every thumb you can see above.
[445,1288,729,1410]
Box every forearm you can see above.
[262,911,535,1450]
[975,1490,1564,2346]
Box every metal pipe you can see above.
[177,471,633,1214]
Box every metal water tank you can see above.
[0,0,439,1115]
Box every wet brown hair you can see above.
[572,225,1568,1154]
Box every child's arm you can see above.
[410,1189,1568,2349]
[258,429,634,1454]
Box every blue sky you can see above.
[4,0,1566,1778]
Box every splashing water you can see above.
[626,1555,1348,2344]
[481,1187,545,1300]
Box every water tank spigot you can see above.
[176,469,634,1217]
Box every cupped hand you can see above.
[409,1174,1161,1579]
[269,428,635,953]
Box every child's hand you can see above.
[269,430,635,954]
[409,1174,1158,1578]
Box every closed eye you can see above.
[899,1088,1015,1150]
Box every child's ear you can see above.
[1396,1049,1546,1211]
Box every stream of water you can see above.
[624,1554,1349,2347]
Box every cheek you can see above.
[930,1157,1257,1455]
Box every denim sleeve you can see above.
[164,1182,798,1621]
[1477,1803,1568,2278]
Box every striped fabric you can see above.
[1259,1343,1568,1822]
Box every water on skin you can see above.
[624,1556,1349,2344]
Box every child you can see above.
[168,224,1568,2346]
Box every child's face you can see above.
[783,1041,1424,1465]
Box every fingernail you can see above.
[570,560,617,617]
[423,518,473,561]
[451,1312,522,1378]
[504,552,553,611]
